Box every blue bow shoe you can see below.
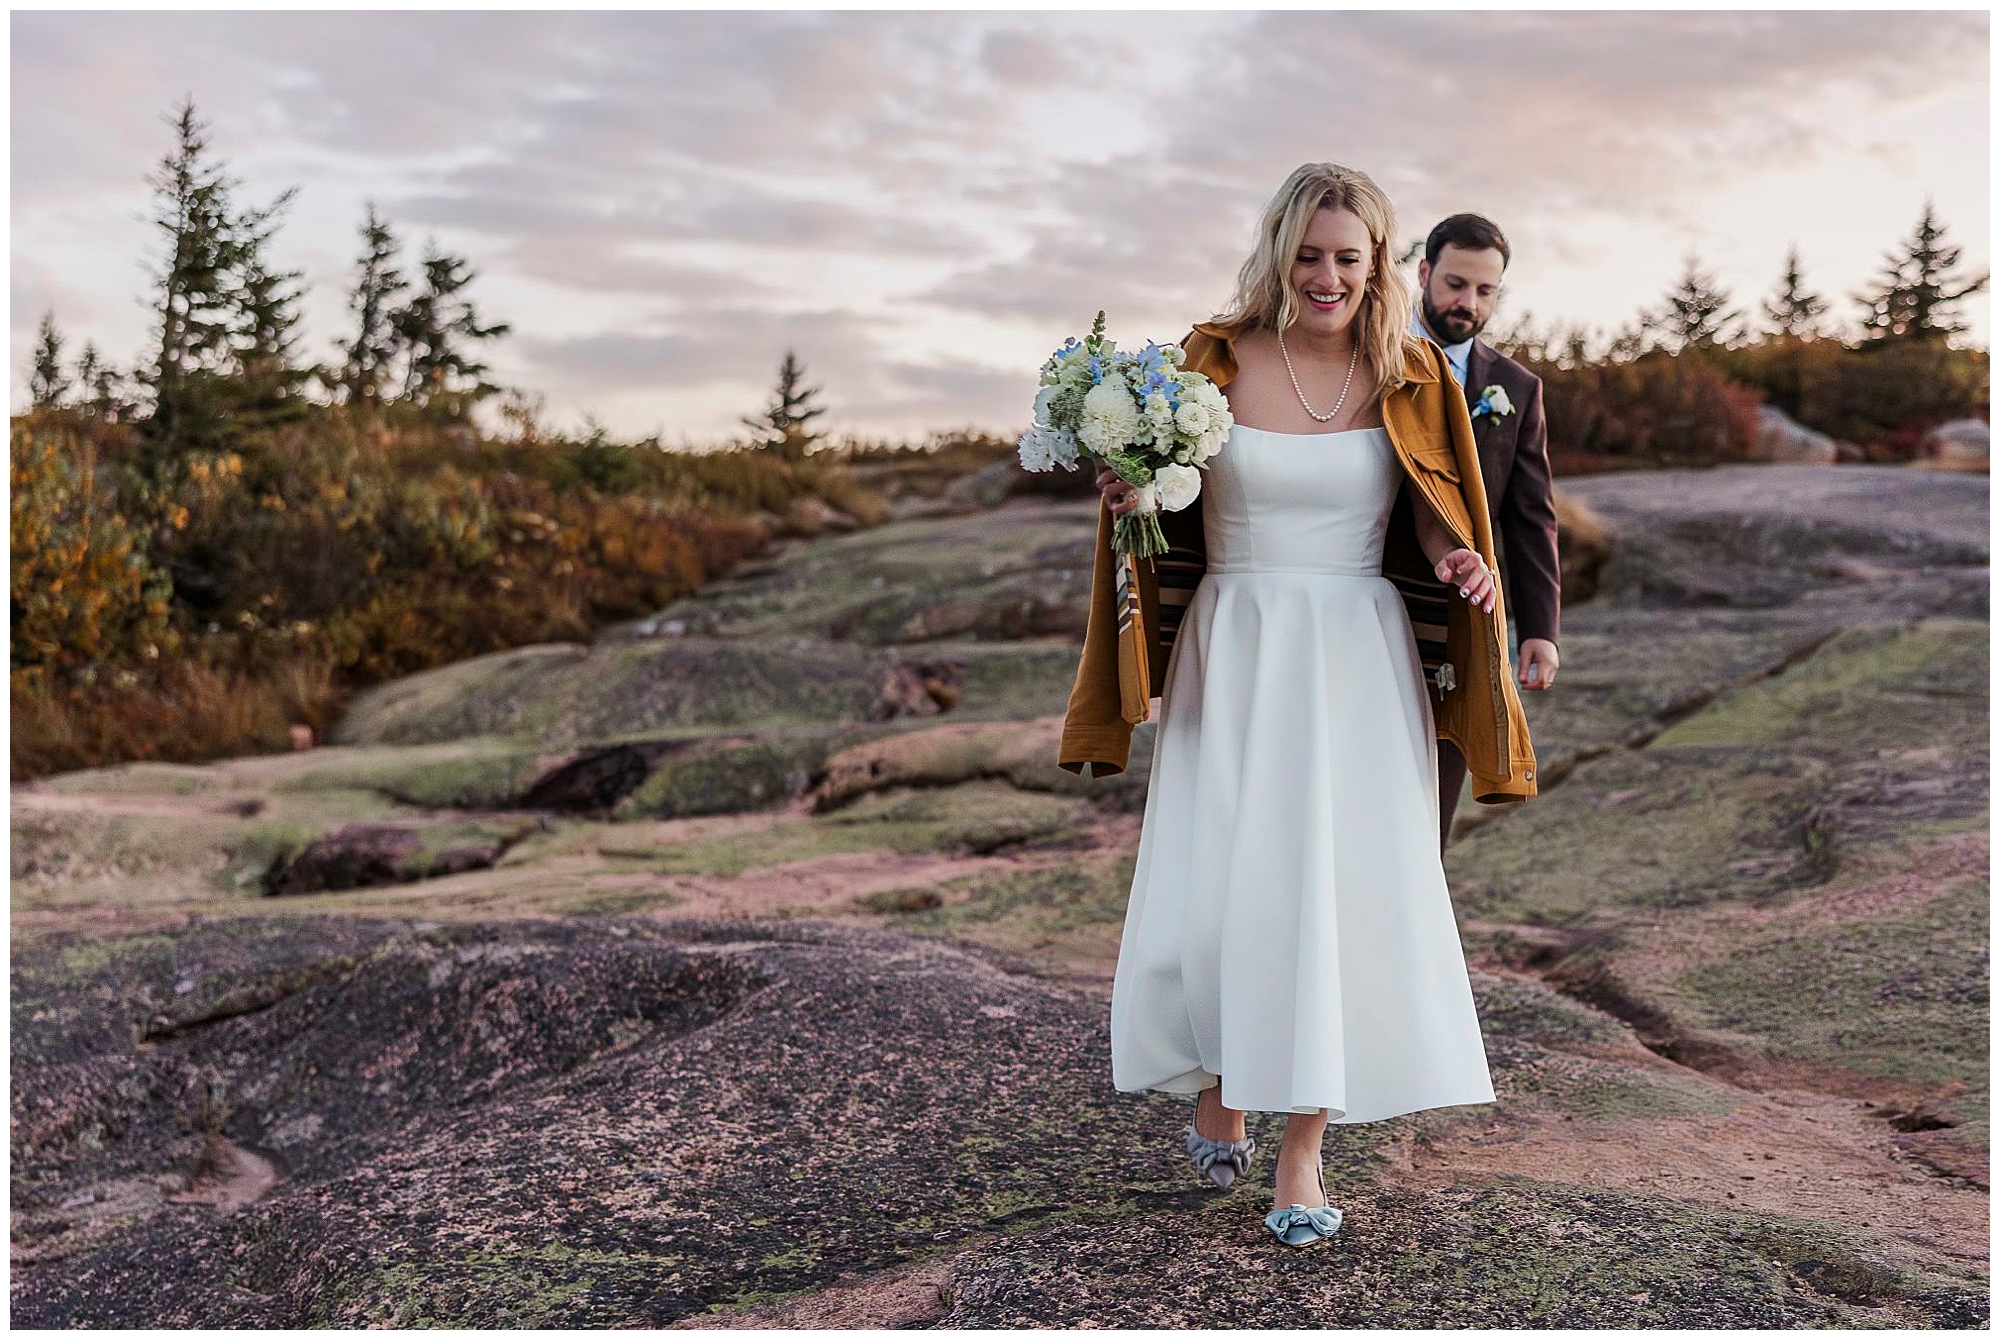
[1184,1122,1257,1189]
[1263,1202,1343,1246]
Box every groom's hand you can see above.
[1518,637,1559,690]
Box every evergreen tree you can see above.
[741,350,827,458]
[1644,252,1742,353]
[73,341,103,413]
[389,236,511,417]
[1853,199,1990,343]
[73,341,131,421]
[28,308,69,408]
[337,202,409,407]
[138,96,244,456]
[228,184,314,419]
[1761,244,1829,341]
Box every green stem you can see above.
[1113,509,1169,559]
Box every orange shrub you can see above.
[10,399,887,778]
[10,421,179,688]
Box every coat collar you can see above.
[1189,319,1442,389]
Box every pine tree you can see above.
[1644,252,1742,353]
[337,202,409,407]
[228,184,314,419]
[389,236,511,417]
[73,341,131,421]
[138,96,244,456]
[74,341,103,413]
[28,308,69,408]
[1853,199,1990,343]
[1761,244,1829,341]
[741,350,827,458]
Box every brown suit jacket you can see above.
[1459,339,1561,647]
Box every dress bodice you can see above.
[1200,424,1400,576]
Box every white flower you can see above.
[1173,400,1210,436]
[1188,381,1230,422]
[1017,425,1054,472]
[1033,384,1061,423]
[1017,420,1079,472]
[1055,353,1095,394]
[1434,662,1456,693]
[1077,378,1142,454]
[1483,385,1514,417]
[1045,424,1080,470]
[1154,463,1202,511]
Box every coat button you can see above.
[1525,770,1534,779]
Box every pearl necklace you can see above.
[1277,325,1360,424]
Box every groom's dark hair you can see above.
[1424,214,1511,271]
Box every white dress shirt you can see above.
[1409,311,1473,388]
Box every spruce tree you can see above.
[28,308,69,408]
[1644,252,1742,353]
[741,350,827,458]
[138,96,243,456]
[337,202,409,407]
[73,341,130,421]
[1761,244,1829,341]
[389,236,511,417]
[74,341,103,414]
[1853,199,1990,342]
[229,184,314,420]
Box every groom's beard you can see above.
[1422,292,1485,344]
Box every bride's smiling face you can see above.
[1288,205,1374,338]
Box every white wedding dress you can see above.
[1109,422,1497,1120]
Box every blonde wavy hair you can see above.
[1213,162,1419,402]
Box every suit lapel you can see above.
[1462,340,1501,513]
[1463,340,1494,413]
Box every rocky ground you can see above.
[10,462,1989,1328]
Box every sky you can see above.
[10,9,1991,445]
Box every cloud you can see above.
[977,29,1083,88]
[916,155,1258,334]
[10,9,1987,434]
[843,357,1032,433]
[514,306,886,398]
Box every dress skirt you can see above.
[1107,423,1497,1121]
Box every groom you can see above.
[1409,214,1562,850]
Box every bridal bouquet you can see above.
[1017,311,1233,559]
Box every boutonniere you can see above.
[1471,384,1514,420]
[1434,662,1456,694]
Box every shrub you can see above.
[1802,340,1986,456]
[9,402,889,778]
[10,421,179,688]
[1525,349,1763,466]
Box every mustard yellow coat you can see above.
[1055,322,1540,803]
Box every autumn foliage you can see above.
[10,403,885,779]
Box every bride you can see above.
[1057,162,1539,1247]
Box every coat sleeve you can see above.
[1056,494,1136,777]
[1499,375,1561,646]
